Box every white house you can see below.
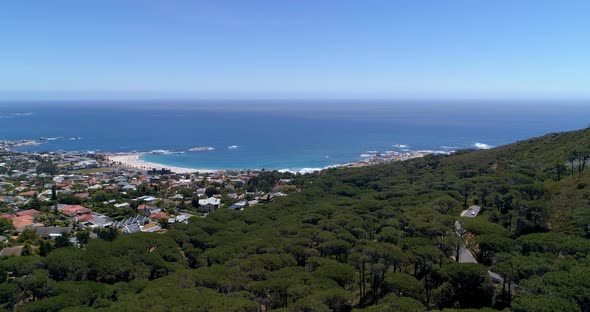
[198,197,220,212]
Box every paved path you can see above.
[460,205,481,218]
[488,270,504,283]
[456,205,504,284]
[459,244,477,263]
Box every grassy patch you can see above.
[548,171,590,235]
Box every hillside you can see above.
[2,128,590,312]
[444,127,590,235]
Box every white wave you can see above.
[360,153,376,158]
[367,150,379,153]
[298,168,326,174]
[0,112,32,118]
[417,150,452,155]
[474,142,493,149]
[45,137,64,141]
[441,145,458,149]
[149,149,184,155]
[227,145,239,149]
[393,144,409,148]
[189,147,215,151]
[278,167,330,174]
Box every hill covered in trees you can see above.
[2,128,590,312]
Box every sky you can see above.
[1,1,589,100]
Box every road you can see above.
[456,205,505,283]
[455,205,480,264]
[460,205,481,218]
[459,244,477,263]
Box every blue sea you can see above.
[1,100,589,171]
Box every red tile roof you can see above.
[15,209,40,217]
[62,205,92,216]
[0,213,14,220]
[150,212,170,220]
[76,214,94,221]
[12,216,34,228]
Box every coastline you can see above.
[104,150,432,174]
[338,151,432,169]
[3,139,435,174]
[105,153,217,174]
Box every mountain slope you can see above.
[3,127,590,312]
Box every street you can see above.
[456,205,504,283]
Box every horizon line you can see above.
[1,97,590,103]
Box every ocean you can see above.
[1,100,589,172]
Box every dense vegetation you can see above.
[2,128,590,311]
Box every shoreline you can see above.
[3,139,435,174]
[105,153,217,174]
[104,150,432,174]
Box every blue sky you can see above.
[1,1,589,99]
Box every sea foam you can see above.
[474,142,493,149]
[149,150,184,155]
[0,112,33,118]
[278,165,338,174]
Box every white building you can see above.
[198,197,221,212]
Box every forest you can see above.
[2,128,590,312]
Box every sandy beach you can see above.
[106,153,216,174]
[104,150,431,175]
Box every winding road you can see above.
[456,205,504,283]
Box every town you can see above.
[0,148,297,257]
